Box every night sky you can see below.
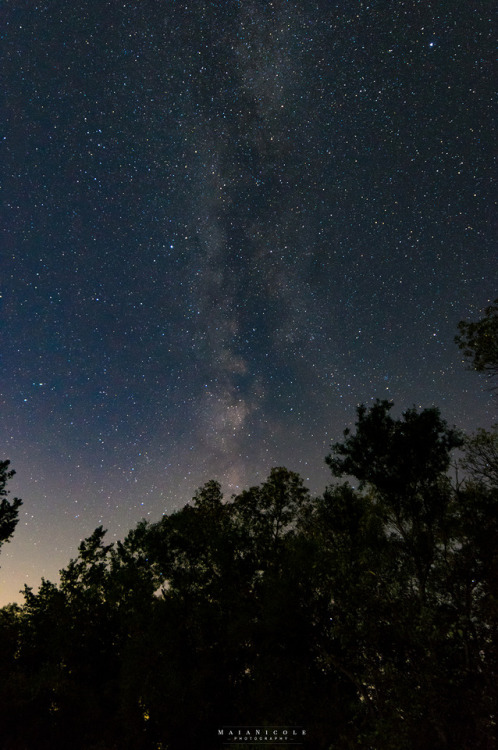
[1,1,495,605]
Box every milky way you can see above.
[1,1,495,604]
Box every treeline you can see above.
[0,302,497,749]
[0,401,497,749]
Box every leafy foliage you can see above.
[0,460,22,553]
[0,412,496,749]
[461,424,498,487]
[326,399,463,492]
[456,298,498,383]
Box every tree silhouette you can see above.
[456,298,498,385]
[0,416,496,749]
[0,460,22,554]
[319,401,496,748]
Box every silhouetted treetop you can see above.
[326,399,463,494]
[456,298,498,384]
[0,460,22,553]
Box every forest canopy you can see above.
[1,304,497,750]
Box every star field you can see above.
[1,1,495,604]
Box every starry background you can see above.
[1,1,495,605]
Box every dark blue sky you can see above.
[1,0,495,604]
